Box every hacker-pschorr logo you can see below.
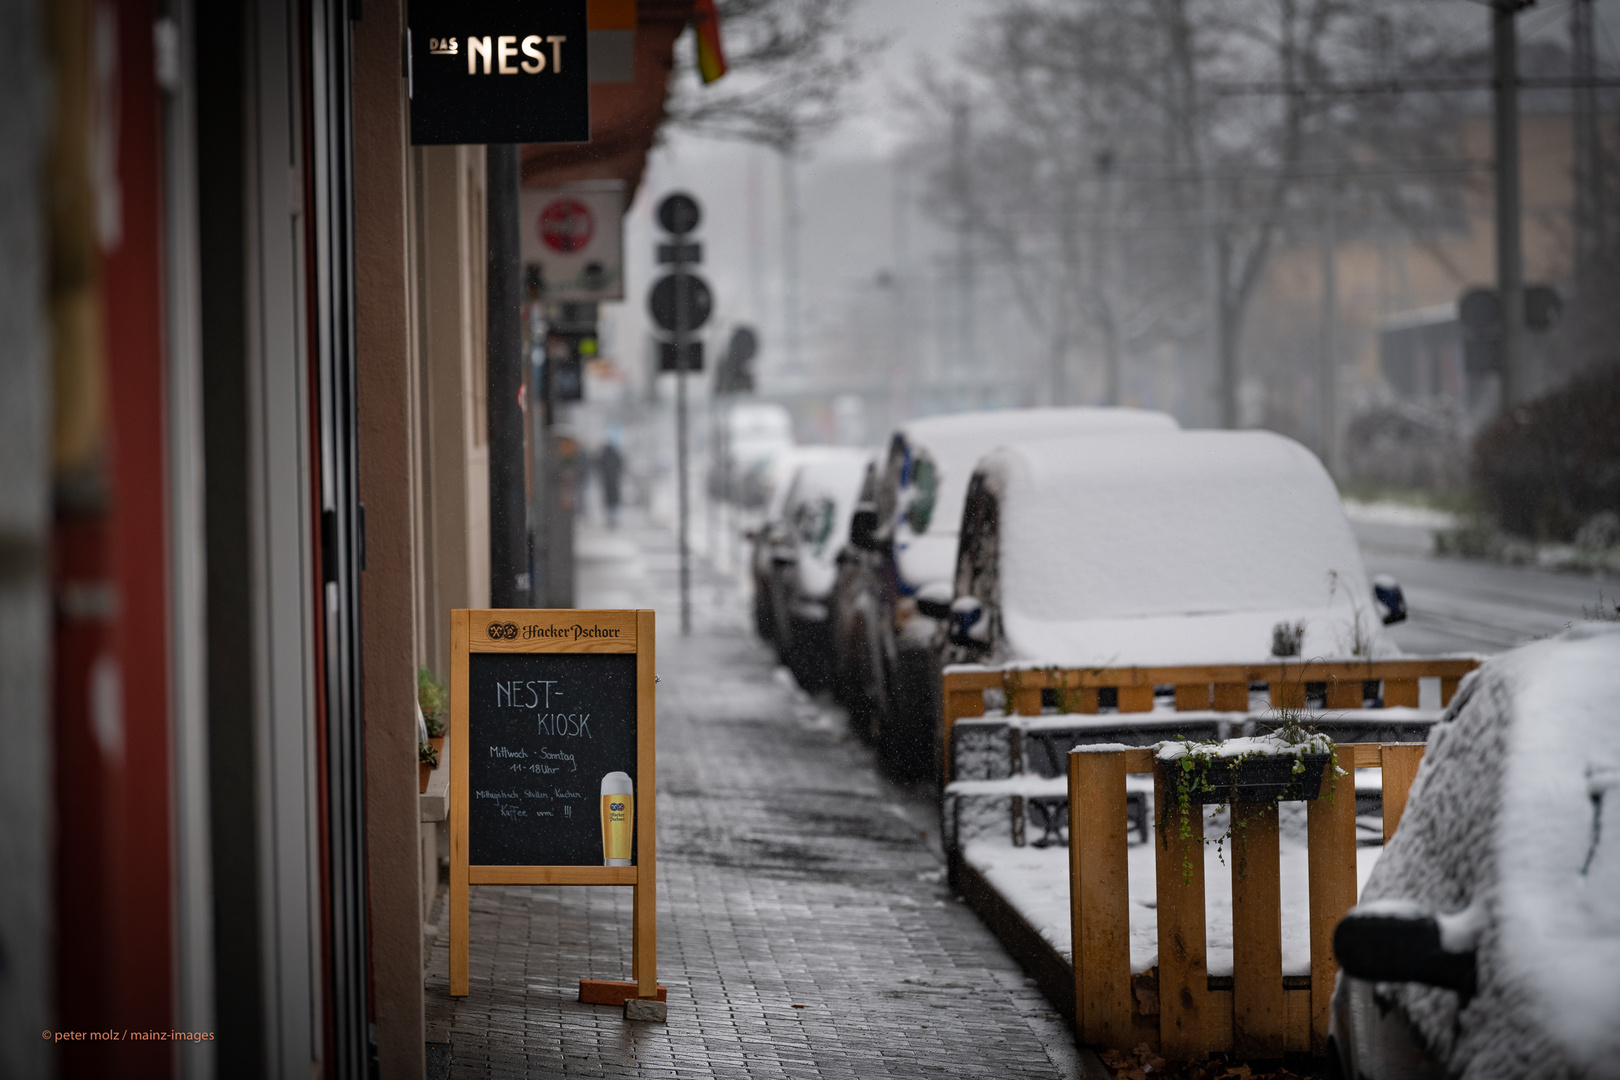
[487,622,520,641]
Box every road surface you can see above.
[1351,518,1613,655]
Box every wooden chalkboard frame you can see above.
[449,608,657,1000]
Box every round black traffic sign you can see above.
[657,192,702,236]
[648,273,713,333]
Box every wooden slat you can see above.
[1124,747,1156,774]
[1213,683,1248,712]
[1004,670,1043,712]
[1201,988,1234,1052]
[1284,987,1311,1053]
[1154,767,1208,1059]
[1068,767,1085,1043]
[1306,751,1358,1052]
[941,669,1005,692]
[1383,677,1419,708]
[1118,685,1154,713]
[1067,686,1100,714]
[1350,744,1382,769]
[1175,684,1213,711]
[960,658,1480,693]
[1380,743,1425,843]
[1323,678,1362,710]
[1440,675,1461,707]
[1231,802,1284,1058]
[469,865,637,886]
[1071,751,1133,1049]
[1270,680,1306,710]
[941,688,987,784]
[635,609,658,997]
[450,609,470,996]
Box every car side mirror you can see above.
[948,596,989,650]
[1374,574,1407,625]
[1334,902,1475,998]
[850,505,880,551]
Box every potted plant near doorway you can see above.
[419,667,448,792]
[419,739,440,794]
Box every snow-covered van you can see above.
[842,407,1178,776]
[941,429,1400,671]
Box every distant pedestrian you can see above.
[598,440,624,528]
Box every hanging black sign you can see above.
[408,0,590,146]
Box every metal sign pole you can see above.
[675,247,692,635]
[651,194,704,635]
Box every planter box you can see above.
[419,761,432,794]
[1157,751,1331,804]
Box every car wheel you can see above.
[882,646,939,784]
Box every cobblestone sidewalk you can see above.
[425,517,1090,1079]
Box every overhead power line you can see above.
[1213,75,1620,95]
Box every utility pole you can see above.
[951,102,976,403]
[1097,150,1122,407]
[1572,0,1608,291]
[1319,187,1339,474]
[487,143,529,607]
[1493,1,1530,410]
[780,149,802,378]
[526,268,550,607]
[675,268,691,634]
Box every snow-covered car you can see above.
[941,429,1400,672]
[828,459,884,736]
[748,445,856,648]
[846,407,1178,777]
[714,402,795,508]
[768,447,874,691]
[1330,622,1620,1080]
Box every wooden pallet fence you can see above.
[941,658,1478,784]
[1065,742,1429,1059]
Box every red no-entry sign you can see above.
[539,197,594,254]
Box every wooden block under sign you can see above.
[579,979,668,1006]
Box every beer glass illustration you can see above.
[600,772,634,866]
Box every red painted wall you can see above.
[55,0,175,1074]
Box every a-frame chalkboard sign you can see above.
[449,609,659,1003]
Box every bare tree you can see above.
[909,0,1475,424]
[664,0,882,153]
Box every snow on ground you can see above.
[966,809,1384,978]
[1341,498,1461,531]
